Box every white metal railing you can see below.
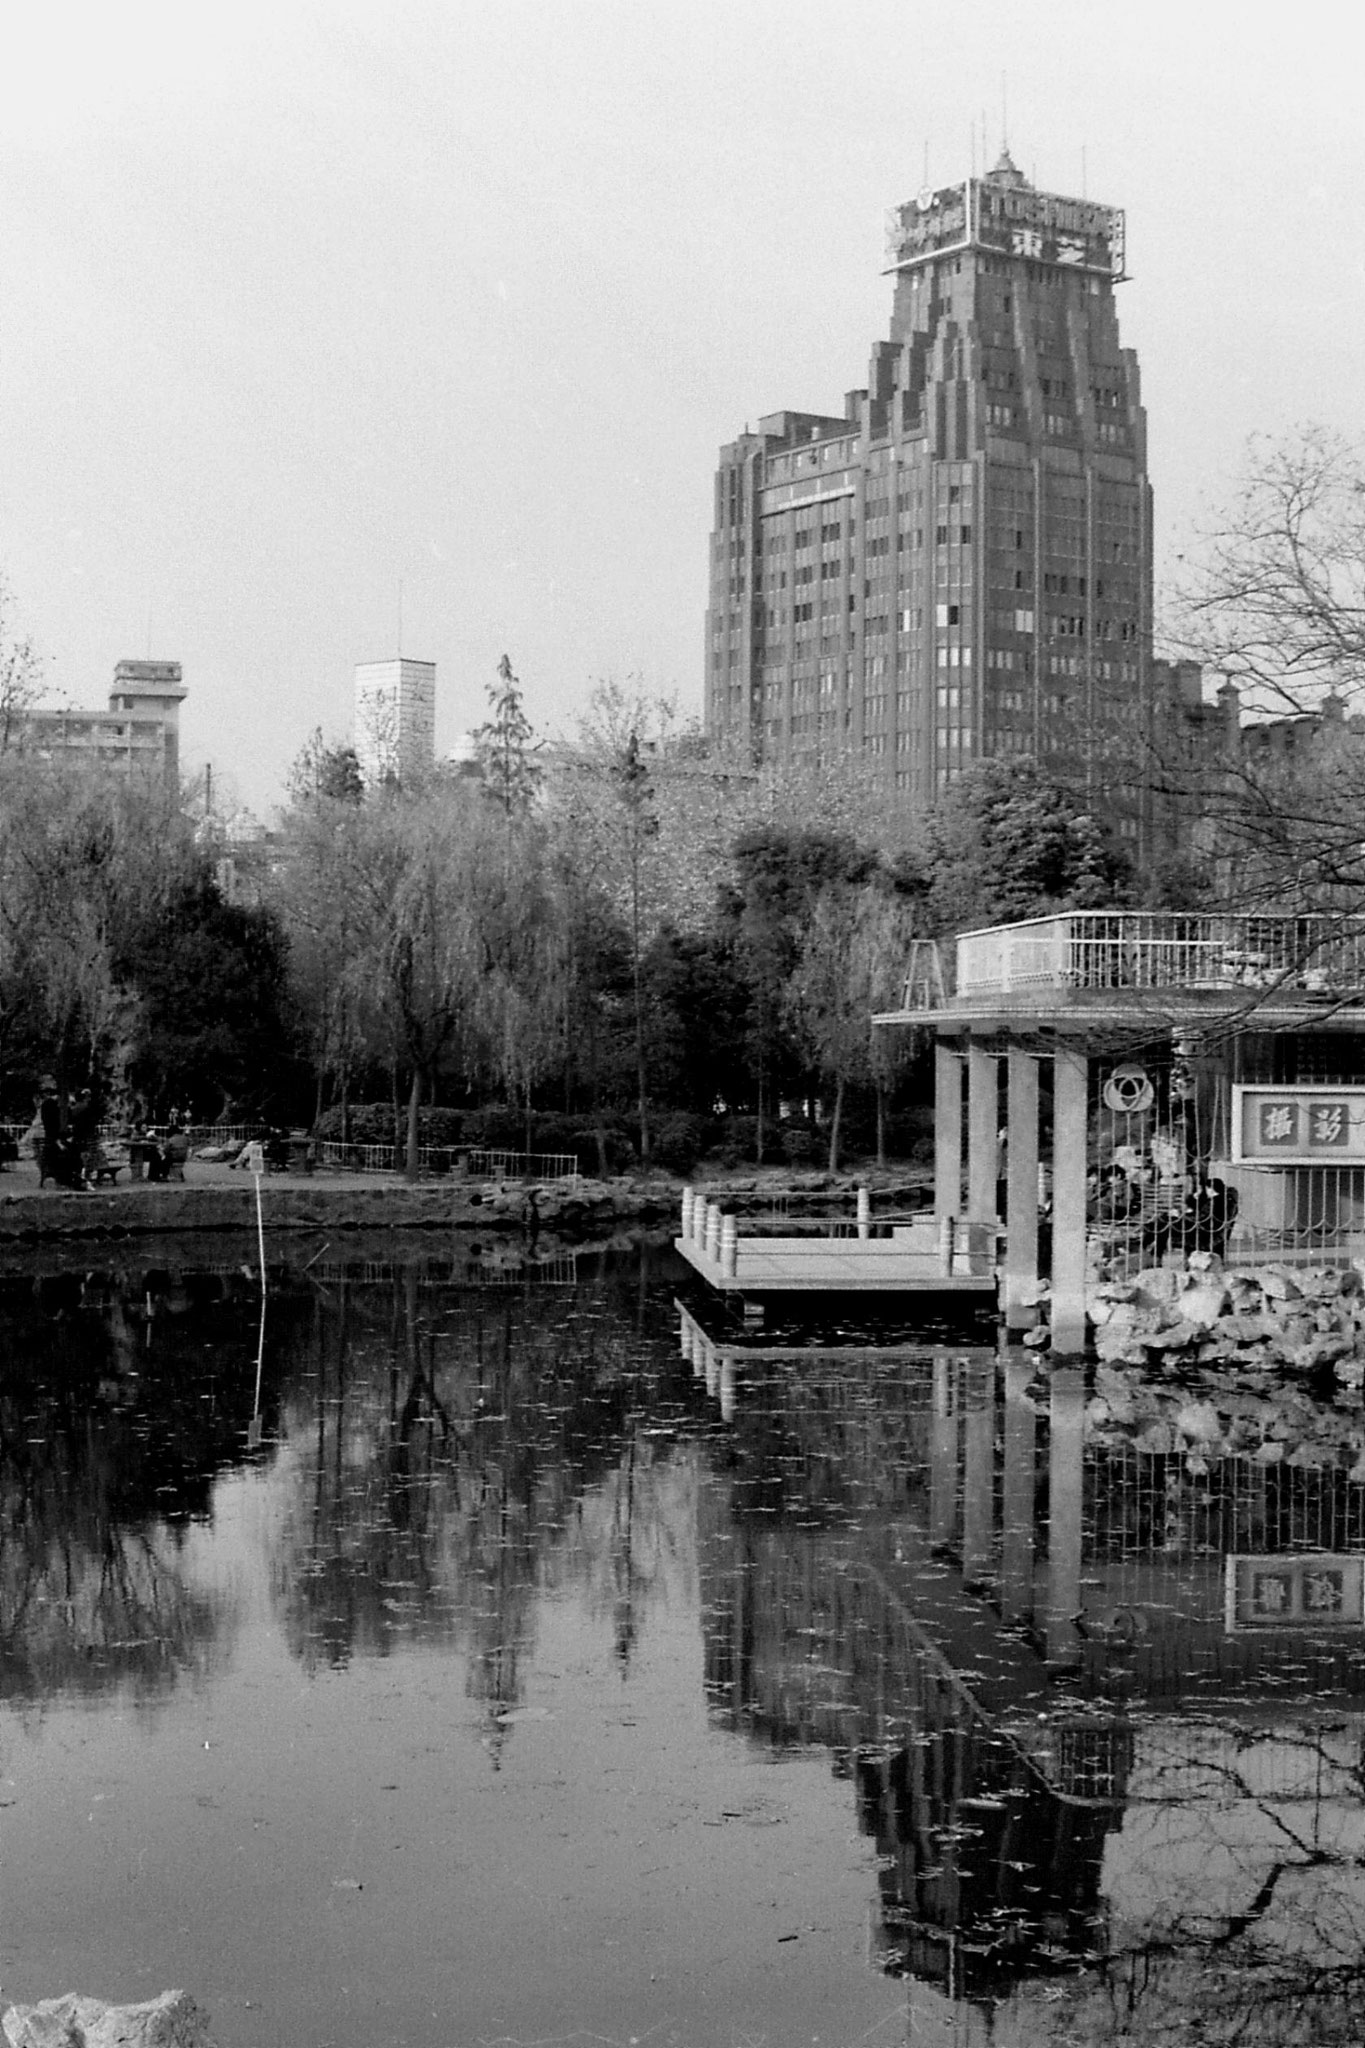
[956,912,1365,1000]
[184,1122,269,1148]
[467,1148,579,1183]
[314,1141,580,1182]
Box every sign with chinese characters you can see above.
[1225,1553,1365,1633]
[1231,1085,1365,1166]
[885,178,1126,278]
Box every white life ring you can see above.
[1103,1065,1154,1115]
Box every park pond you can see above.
[6,1235,1365,2046]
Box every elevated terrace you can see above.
[876,912,1365,1033]
[873,910,1365,1353]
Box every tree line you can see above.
[0,666,1136,1174]
[8,419,1362,1168]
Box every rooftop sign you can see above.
[885,178,1126,280]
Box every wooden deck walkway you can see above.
[674,1228,996,1296]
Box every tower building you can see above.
[704,150,1152,839]
[354,657,436,788]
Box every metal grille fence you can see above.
[1089,1047,1365,1281]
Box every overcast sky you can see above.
[3,0,1363,813]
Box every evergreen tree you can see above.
[475,655,542,818]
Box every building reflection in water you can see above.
[680,1300,1365,2030]
[11,1246,1365,2038]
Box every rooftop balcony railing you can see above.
[953,912,1365,1002]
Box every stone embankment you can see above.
[0,1162,929,1242]
[1078,1253,1365,1474]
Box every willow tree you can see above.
[783,880,917,1171]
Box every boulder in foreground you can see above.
[2,1992,215,2048]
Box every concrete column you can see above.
[934,1042,963,1221]
[704,1341,720,1399]
[720,1214,738,1277]
[681,1187,695,1239]
[719,1358,736,1423]
[1000,1354,1037,1625]
[856,1185,871,1239]
[960,1360,995,1586]
[1046,1366,1086,1668]
[1003,1048,1040,1330]
[967,1043,999,1225]
[1051,1047,1089,1354]
[705,1202,722,1263]
[937,1212,956,1276]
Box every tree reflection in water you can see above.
[11,1248,1365,2042]
[266,1261,696,1754]
[0,1263,262,1706]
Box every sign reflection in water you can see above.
[6,1247,1365,2046]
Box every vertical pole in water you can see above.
[856,1185,871,1239]
[1052,1048,1089,1353]
[719,1358,736,1423]
[934,1042,963,1226]
[1004,1047,1040,1329]
[250,1165,267,1446]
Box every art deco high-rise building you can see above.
[704,149,1152,841]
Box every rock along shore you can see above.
[0,1162,931,1243]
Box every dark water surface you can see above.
[5,1237,1365,2047]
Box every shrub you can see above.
[314,1103,465,1149]
[314,1102,394,1144]
[461,1106,525,1151]
[650,1112,705,1174]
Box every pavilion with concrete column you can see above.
[875,910,1365,1353]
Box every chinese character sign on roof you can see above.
[1232,1086,1365,1166]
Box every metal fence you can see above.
[184,1122,269,1149]
[313,1141,580,1181]
[1087,1049,1365,1280]
[957,911,1365,1001]
[465,1148,579,1182]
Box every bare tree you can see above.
[1180,427,1365,717]
[0,577,45,754]
[1155,427,1365,923]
